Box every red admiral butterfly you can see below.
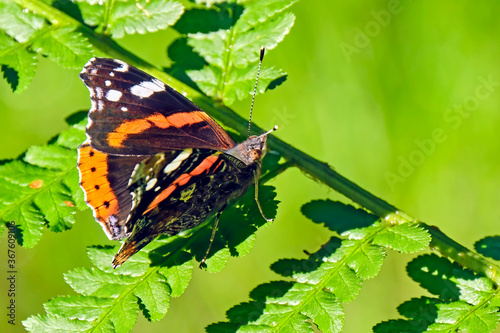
[77,49,276,268]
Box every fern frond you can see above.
[23,186,278,332]
[0,113,87,246]
[0,1,94,92]
[374,254,500,332]
[173,0,296,105]
[208,200,430,331]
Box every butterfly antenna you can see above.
[248,46,265,138]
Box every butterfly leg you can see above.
[199,210,223,269]
[254,169,274,222]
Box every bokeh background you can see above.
[1,0,500,332]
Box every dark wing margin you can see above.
[80,57,236,156]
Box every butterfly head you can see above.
[227,125,278,165]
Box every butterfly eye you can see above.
[249,149,262,161]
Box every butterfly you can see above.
[77,52,275,268]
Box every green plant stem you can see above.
[16,0,500,286]
[423,224,500,285]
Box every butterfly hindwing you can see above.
[111,149,257,267]
[80,58,236,156]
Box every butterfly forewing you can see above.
[80,58,236,156]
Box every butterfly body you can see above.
[77,58,271,267]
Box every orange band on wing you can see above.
[78,144,119,226]
[143,154,219,214]
[143,185,177,215]
[107,111,206,148]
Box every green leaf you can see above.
[372,222,430,253]
[235,0,299,34]
[373,319,420,333]
[338,240,386,280]
[0,3,91,90]
[109,0,184,38]
[31,26,93,69]
[56,125,87,150]
[406,254,461,299]
[23,314,93,332]
[231,12,295,67]
[157,251,193,297]
[32,176,77,232]
[184,0,296,105]
[0,1,45,43]
[109,293,138,332]
[87,245,151,276]
[73,0,104,27]
[378,255,500,332]
[64,267,137,297]
[0,116,86,246]
[301,199,378,233]
[210,281,344,332]
[475,236,500,260]
[44,295,114,321]
[301,289,344,332]
[0,161,56,247]
[193,0,227,5]
[325,264,363,303]
[430,302,500,333]
[188,64,285,105]
[455,273,495,305]
[0,32,38,93]
[134,272,171,321]
[25,145,77,170]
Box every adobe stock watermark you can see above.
[267,106,296,130]
[6,221,17,326]
[385,75,499,191]
[340,0,411,63]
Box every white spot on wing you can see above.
[130,80,166,98]
[105,80,111,86]
[113,59,129,72]
[95,87,103,99]
[106,90,122,102]
[121,106,128,112]
[109,72,115,77]
[164,149,193,174]
[154,186,161,192]
[145,178,157,191]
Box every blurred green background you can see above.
[1,0,500,332]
